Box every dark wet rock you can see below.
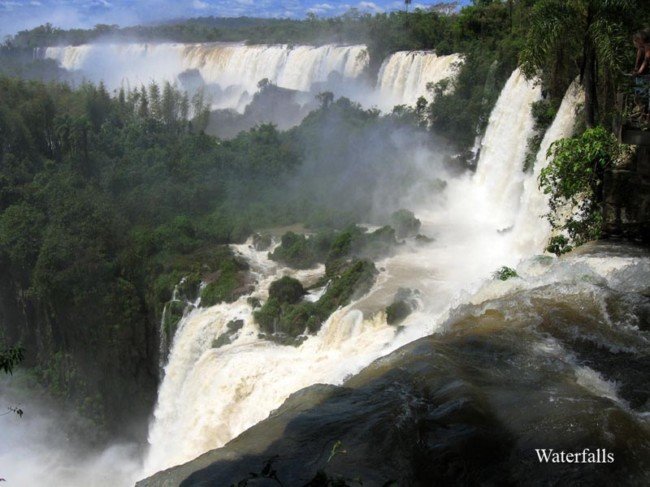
[385,288,419,325]
[252,233,273,251]
[212,319,245,349]
[389,209,421,239]
[415,233,434,244]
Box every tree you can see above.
[316,91,334,109]
[0,347,24,375]
[520,0,637,127]
[539,126,629,250]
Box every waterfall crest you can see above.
[376,51,462,109]
[472,69,542,230]
[42,43,464,112]
[41,43,369,110]
[512,81,583,252]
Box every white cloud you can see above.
[1,1,22,11]
[308,3,336,14]
[192,0,209,9]
[358,1,384,13]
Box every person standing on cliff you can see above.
[633,30,650,75]
[631,30,650,124]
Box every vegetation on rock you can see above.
[255,260,377,343]
[540,127,630,251]
[389,209,421,239]
[493,266,519,281]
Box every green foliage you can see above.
[269,276,305,304]
[212,319,244,348]
[520,0,639,126]
[200,257,248,307]
[269,231,330,269]
[0,347,24,374]
[270,224,400,273]
[545,235,573,256]
[540,126,628,247]
[0,74,423,431]
[524,99,559,172]
[162,300,186,336]
[255,260,376,341]
[493,266,518,281]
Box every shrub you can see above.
[269,276,305,304]
[540,127,628,248]
[493,266,518,281]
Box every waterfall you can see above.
[512,82,582,252]
[41,43,369,111]
[41,43,465,113]
[376,51,462,109]
[141,68,574,477]
[472,69,542,230]
[182,43,368,93]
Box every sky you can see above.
[0,0,471,37]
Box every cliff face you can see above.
[603,139,650,242]
[0,261,159,443]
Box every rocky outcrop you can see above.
[603,143,650,242]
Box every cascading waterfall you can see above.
[183,43,368,93]
[471,69,542,230]
[512,81,583,252]
[40,43,369,111]
[141,68,581,477]
[41,43,464,113]
[375,51,462,109]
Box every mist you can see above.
[0,377,142,487]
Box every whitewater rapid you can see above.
[141,69,581,477]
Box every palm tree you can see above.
[405,0,412,13]
[520,0,636,127]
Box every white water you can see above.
[140,69,581,477]
[512,81,583,252]
[41,43,368,111]
[41,43,461,113]
[376,51,462,109]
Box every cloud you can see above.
[308,3,336,14]
[192,0,209,9]
[0,1,472,37]
[358,1,384,13]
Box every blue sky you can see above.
[0,1,471,37]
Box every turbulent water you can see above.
[139,240,650,486]
[139,68,584,478]
[40,43,460,112]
